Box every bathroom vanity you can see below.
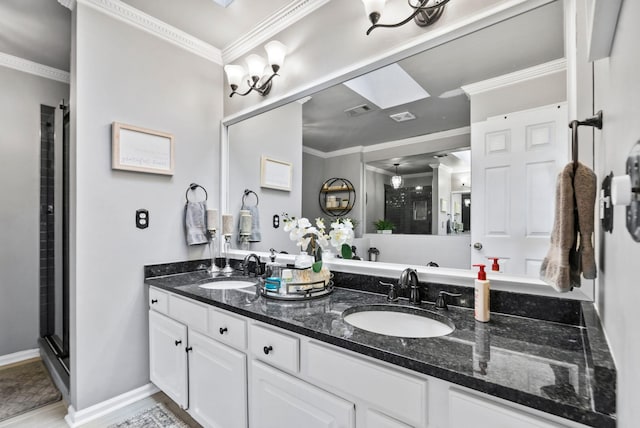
[145,261,615,428]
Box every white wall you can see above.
[71,3,222,410]
[593,1,640,425]
[228,102,302,254]
[365,233,471,268]
[0,66,69,357]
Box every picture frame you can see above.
[112,122,174,175]
[260,156,292,191]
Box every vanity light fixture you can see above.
[391,163,403,189]
[224,40,287,97]
[361,0,451,35]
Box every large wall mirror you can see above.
[224,1,584,295]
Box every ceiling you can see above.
[0,0,295,72]
[0,0,72,71]
[302,1,565,157]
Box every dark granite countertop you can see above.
[145,267,616,427]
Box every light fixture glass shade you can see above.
[223,64,245,88]
[264,40,287,71]
[391,175,402,189]
[245,54,266,80]
[361,0,386,20]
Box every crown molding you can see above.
[461,58,566,96]
[302,127,470,159]
[77,0,222,64]
[0,52,70,84]
[222,0,330,64]
[362,126,470,154]
[58,0,76,10]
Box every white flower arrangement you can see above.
[282,215,355,259]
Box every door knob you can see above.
[473,242,483,250]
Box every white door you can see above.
[471,103,568,276]
[188,330,248,428]
[149,310,188,408]
[250,360,355,428]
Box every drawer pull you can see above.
[219,327,228,335]
[151,299,158,304]
[263,345,273,355]
[175,340,182,346]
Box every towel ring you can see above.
[242,189,259,208]
[186,183,208,202]
[569,110,603,168]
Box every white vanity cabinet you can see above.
[148,288,248,428]
[148,309,188,409]
[148,287,591,428]
[250,359,355,428]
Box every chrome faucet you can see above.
[399,268,421,304]
[242,253,262,277]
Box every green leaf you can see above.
[341,243,353,259]
[312,260,323,273]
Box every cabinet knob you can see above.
[263,345,273,355]
[185,346,193,353]
[151,299,158,304]
[219,327,228,335]
[175,340,182,346]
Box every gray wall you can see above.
[593,1,640,425]
[71,3,222,410]
[302,151,325,223]
[228,102,302,254]
[0,66,69,357]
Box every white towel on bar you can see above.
[184,201,208,246]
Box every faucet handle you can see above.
[435,290,462,310]
[379,281,398,302]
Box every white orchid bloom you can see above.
[298,236,311,250]
[315,218,325,231]
[283,218,296,232]
[342,218,354,229]
[297,218,312,229]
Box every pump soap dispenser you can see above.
[487,257,501,272]
[473,264,490,322]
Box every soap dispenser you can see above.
[265,248,283,292]
[487,257,501,272]
[473,264,490,322]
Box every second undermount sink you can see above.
[198,279,258,290]
[342,305,454,338]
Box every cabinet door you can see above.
[449,389,563,428]
[250,360,354,428]
[149,310,188,409]
[188,330,248,428]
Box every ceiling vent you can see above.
[344,104,373,117]
[389,111,416,122]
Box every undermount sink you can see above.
[342,305,454,338]
[198,279,258,290]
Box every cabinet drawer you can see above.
[168,294,208,333]
[149,287,168,314]
[305,341,428,428]
[449,389,564,428]
[366,409,412,428]
[209,308,247,350]
[250,323,299,373]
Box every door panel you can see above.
[471,104,568,276]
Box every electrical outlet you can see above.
[273,214,280,229]
[136,209,149,229]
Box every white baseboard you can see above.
[0,348,40,367]
[64,383,160,427]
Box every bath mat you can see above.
[0,359,62,421]
[109,402,190,428]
